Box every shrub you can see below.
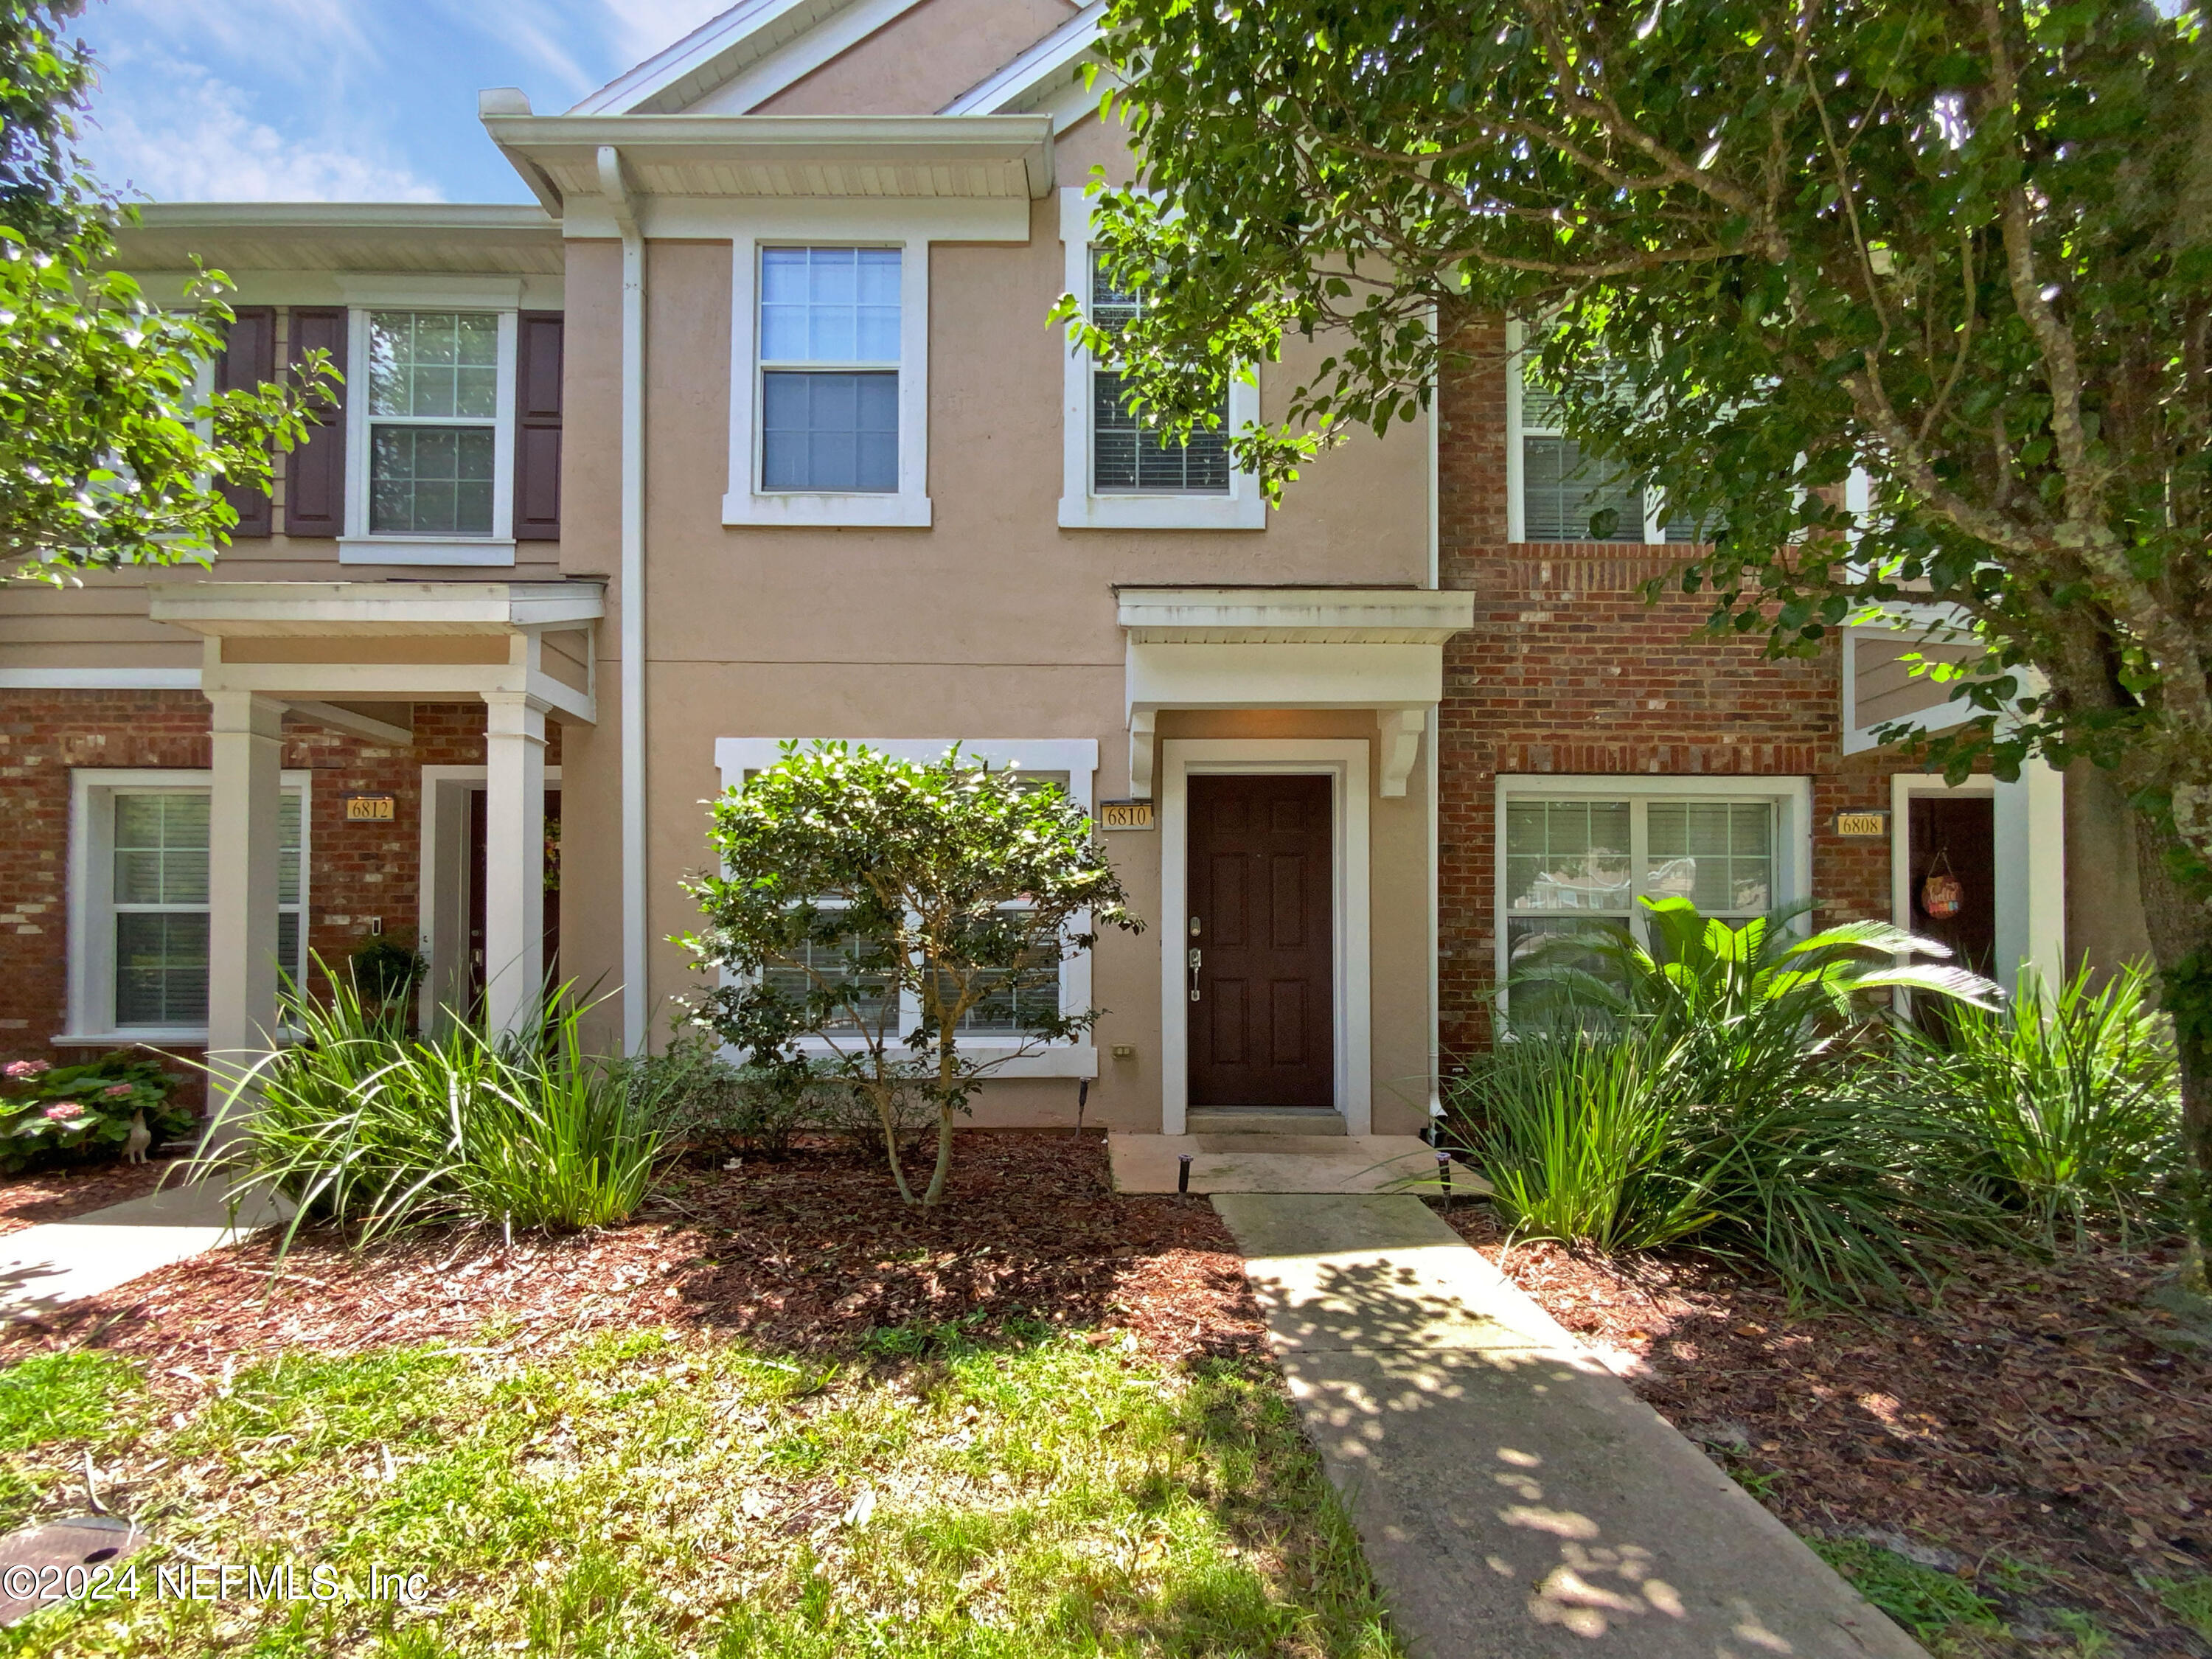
[346,935,428,1012]
[618,1029,824,1160]
[1893,963,2182,1242]
[0,1051,192,1172]
[192,972,662,1251]
[1447,898,2005,1298]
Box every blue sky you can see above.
[69,0,734,204]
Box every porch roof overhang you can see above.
[484,113,1055,219]
[147,581,604,724]
[1116,585,1475,799]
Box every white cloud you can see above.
[84,66,441,203]
[599,0,739,69]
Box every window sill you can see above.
[775,1040,1098,1080]
[1059,493,1265,532]
[338,538,518,568]
[52,1030,209,1049]
[722,491,932,529]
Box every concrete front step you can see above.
[1185,1107,1346,1136]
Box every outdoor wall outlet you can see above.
[366,917,383,935]
[1112,1044,1135,1060]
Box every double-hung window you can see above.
[365,311,501,537]
[339,285,522,566]
[1496,780,1807,1020]
[70,771,308,1039]
[1510,324,1713,545]
[758,247,902,494]
[1058,189,1263,530]
[1088,254,1229,495]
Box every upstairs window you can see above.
[759,247,900,494]
[364,311,502,537]
[1514,331,1714,544]
[1089,252,1228,495]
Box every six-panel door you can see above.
[1186,773,1335,1109]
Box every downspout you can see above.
[599,145,649,1055]
[1425,304,1444,1133]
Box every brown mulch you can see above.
[0,1132,1265,1377]
[0,1155,184,1237]
[1443,1205,2212,1653]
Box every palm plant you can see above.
[1444,897,2007,1299]
[1507,897,2000,1107]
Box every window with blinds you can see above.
[110,790,305,1029]
[1501,795,1775,992]
[1517,338,1717,544]
[759,247,901,494]
[1089,252,1229,495]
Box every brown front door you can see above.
[1188,773,1335,1109]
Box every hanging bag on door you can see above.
[1921,846,1964,920]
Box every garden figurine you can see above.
[124,1110,151,1164]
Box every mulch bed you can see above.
[0,1155,185,1237]
[1443,1205,2212,1653]
[0,1132,1265,1378]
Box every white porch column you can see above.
[1994,759,2067,1001]
[482,692,548,1035]
[205,691,285,1093]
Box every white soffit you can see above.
[111,204,563,277]
[147,581,605,638]
[486,114,1055,209]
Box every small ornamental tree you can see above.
[681,743,1142,1205]
[1,2,332,580]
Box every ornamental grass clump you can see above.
[192,972,661,1253]
[1448,897,2006,1300]
[1893,963,2182,1244]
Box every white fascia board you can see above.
[943,4,1104,118]
[618,194,1028,243]
[1116,586,1474,642]
[569,0,825,114]
[1126,641,1446,718]
[124,203,554,234]
[686,0,934,114]
[149,581,605,635]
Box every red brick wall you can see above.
[0,693,562,1082]
[1436,319,1920,1054]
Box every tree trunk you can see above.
[874,1082,917,1205]
[2129,805,2212,1288]
[923,1107,955,1206]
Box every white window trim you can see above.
[338,298,520,568]
[1508,318,1688,546]
[1159,740,1371,1134]
[1492,773,1814,1005]
[711,739,1099,1077]
[724,220,933,530]
[63,768,312,1047]
[1057,189,1265,532]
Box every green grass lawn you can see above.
[0,1322,1399,1658]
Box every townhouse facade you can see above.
[0,0,2148,1131]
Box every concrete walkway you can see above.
[1214,1194,1927,1659]
[1110,1133,1490,1197]
[0,1180,288,1323]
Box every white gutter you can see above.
[600,145,650,1055]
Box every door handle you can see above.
[1188,947,1201,1002]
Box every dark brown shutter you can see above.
[283,307,349,538]
[213,306,276,538]
[513,310,563,541]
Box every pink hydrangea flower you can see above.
[4,1060,51,1079]
[42,1102,83,1121]
[101,1084,136,1099]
